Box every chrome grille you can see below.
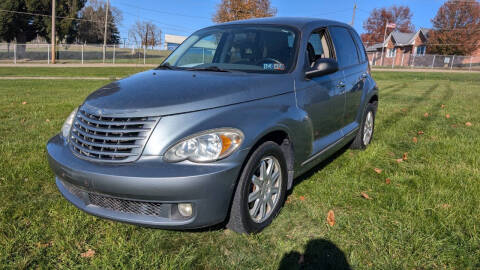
[70,109,159,162]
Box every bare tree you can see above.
[128,21,162,49]
[213,0,277,23]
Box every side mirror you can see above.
[305,58,339,79]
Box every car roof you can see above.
[215,17,352,30]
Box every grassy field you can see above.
[0,70,479,269]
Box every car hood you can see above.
[82,69,294,117]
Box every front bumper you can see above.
[47,135,245,229]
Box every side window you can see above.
[176,33,220,67]
[306,29,332,67]
[329,26,360,68]
[350,30,367,63]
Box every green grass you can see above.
[0,70,479,269]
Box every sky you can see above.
[111,0,448,43]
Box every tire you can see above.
[227,141,288,234]
[350,101,377,150]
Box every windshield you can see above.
[161,25,299,73]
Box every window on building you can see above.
[386,48,396,58]
[416,45,426,56]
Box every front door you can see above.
[296,28,346,155]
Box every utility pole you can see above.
[51,0,56,64]
[350,0,357,26]
[103,0,110,63]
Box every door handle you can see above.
[360,73,368,79]
[336,81,346,88]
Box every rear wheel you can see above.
[227,141,287,233]
[351,102,377,150]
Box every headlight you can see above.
[61,107,78,138]
[164,128,244,163]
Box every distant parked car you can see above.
[47,17,378,233]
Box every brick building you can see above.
[366,28,430,66]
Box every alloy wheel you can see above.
[247,156,282,223]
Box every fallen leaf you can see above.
[327,210,335,227]
[374,168,382,174]
[445,114,450,119]
[417,131,425,135]
[451,124,457,128]
[298,254,305,264]
[22,101,27,105]
[388,152,395,157]
[465,122,472,127]
[412,137,418,143]
[81,249,95,258]
[385,178,391,184]
[286,197,292,204]
[37,241,53,248]
[361,192,371,200]
[396,158,403,163]
[401,108,407,112]
[441,104,445,109]
[441,204,450,209]
[424,112,429,117]
[45,119,50,122]
[299,196,305,201]
[402,152,408,161]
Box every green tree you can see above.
[77,0,121,44]
[0,0,86,56]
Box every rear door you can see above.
[329,26,365,135]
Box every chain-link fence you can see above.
[1,43,479,71]
[0,43,171,65]
[367,51,480,71]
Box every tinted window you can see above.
[350,30,367,63]
[329,26,359,68]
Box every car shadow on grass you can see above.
[278,238,351,270]
[289,143,350,191]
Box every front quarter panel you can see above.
[142,92,312,168]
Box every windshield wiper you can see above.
[186,66,230,72]
[156,63,175,70]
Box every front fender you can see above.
[143,93,312,168]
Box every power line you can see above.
[0,8,112,24]
[124,12,198,31]
[113,0,211,20]
[121,10,197,32]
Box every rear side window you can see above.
[329,26,359,68]
[350,30,367,63]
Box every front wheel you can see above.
[351,102,377,150]
[227,141,288,233]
